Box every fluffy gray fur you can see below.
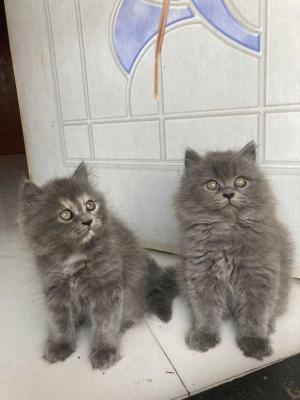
[22,163,176,369]
[174,141,293,360]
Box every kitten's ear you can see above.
[185,148,202,168]
[73,162,88,180]
[22,180,43,204]
[239,141,257,161]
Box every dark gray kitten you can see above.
[175,142,292,360]
[22,163,176,369]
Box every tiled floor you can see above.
[0,155,300,400]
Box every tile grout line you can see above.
[145,320,190,397]
[62,104,300,127]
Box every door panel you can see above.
[5,0,300,277]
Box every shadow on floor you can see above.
[190,353,300,400]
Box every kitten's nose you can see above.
[81,218,92,226]
[223,190,235,200]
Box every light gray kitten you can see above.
[22,163,176,369]
[175,142,292,360]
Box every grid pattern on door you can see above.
[43,0,300,173]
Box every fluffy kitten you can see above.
[175,142,292,360]
[22,163,176,369]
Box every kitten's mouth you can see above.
[79,228,93,239]
[223,201,239,209]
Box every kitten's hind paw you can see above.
[186,329,220,352]
[238,337,272,360]
[43,341,75,363]
[90,346,120,370]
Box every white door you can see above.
[6,0,300,277]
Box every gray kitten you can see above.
[175,142,292,360]
[22,163,176,369]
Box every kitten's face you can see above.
[22,163,106,248]
[50,184,102,243]
[181,142,270,218]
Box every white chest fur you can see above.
[63,254,87,277]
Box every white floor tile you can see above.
[147,283,300,396]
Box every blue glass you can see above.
[192,0,260,52]
[113,0,193,73]
[113,0,260,75]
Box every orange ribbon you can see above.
[154,0,170,99]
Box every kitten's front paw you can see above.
[43,341,75,363]
[90,346,120,370]
[186,329,220,352]
[238,337,272,360]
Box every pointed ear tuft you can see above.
[185,148,202,168]
[73,162,88,180]
[239,141,257,161]
[22,180,43,204]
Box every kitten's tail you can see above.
[146,256,178,323]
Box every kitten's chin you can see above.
[212,202,235,212]
[221,203,239,217]
[81,229,95,243]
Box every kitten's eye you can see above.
[86,200,96,211]
[206,180,219,191]
[235,177,247,188]
[60,209,73,221]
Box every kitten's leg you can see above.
[120,320,135,333]
[43,302,76,363]
[235,267,276,360]
[89,286,123,370]
[186,305,222,352]
[185,261,225,352]
[268,316,276,334]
